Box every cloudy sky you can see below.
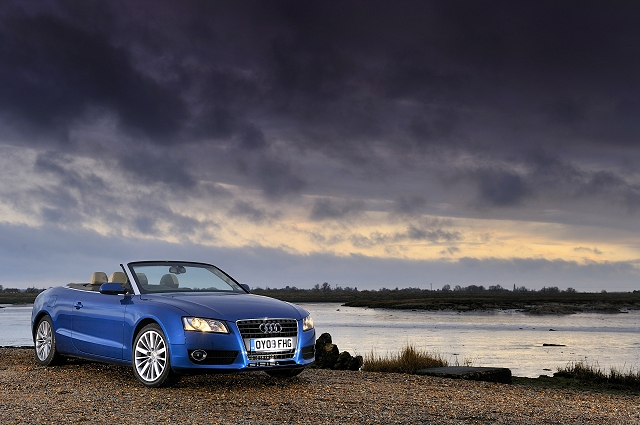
[1,1,639,291]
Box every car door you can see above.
[71,291,128,359]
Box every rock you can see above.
[332,351,362,371]
[334,351,353,370]
[315,332,332,349]
[348,355,363,371]
[417,366,512,384]
[314,333,339,369]
[320,344,340,369]
[313,332,362,371]
[314,333,333,368]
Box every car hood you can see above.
[144,293,306,321]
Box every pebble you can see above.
[0,348,638,424]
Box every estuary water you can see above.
[2,302,639,378]
[301,303,640,378]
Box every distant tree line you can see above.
[0,285,45,294]
[254,282,583,294]
[442,284,578,293]
[258,283,359,292]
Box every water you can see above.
[3,303,639,378]
[0,305,34,346]
[302,303,640,378]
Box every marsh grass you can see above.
[555,361,640,390]
[362,345,449,374]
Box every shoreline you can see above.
[4,291,640,314]
[1,347,638,424]
[254,289,640,314]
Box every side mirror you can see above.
[240,284,250,293]
[100,282,127,295]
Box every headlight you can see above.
[182,317,229,333]
[302,315,314,331]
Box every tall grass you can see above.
[362,345,449,374]
[555,361,640,390]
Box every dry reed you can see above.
[362,345,448,374]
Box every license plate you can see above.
[248,337,296,352]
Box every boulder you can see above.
[348,355,364,371]
[320,343,340,369]
[314,333,334,368]
[333,351,352,370]
[313,332,363,371]
[315,332,332,348]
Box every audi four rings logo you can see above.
[259,322,282,333]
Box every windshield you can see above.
[128,262,246,294]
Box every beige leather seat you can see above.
[90,272,108,286]
[109,272,128,285]
[160,273,179,288]
[136,273,148,286]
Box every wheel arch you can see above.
[131,318,161,346]
[32,311,51,340]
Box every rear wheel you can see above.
[132,323,177,387]
[34,316,64,366]
[265,368,305,378]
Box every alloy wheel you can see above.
[134,329,167,382]
[35,319,52,362]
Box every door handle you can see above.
[74,301,83,309]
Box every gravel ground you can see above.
[1,348,638,424]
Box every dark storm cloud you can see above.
[239,124,267,151]
[309,198,365,221]
[526,152,640,210]
[228,200,281,224]
[19,151,208,237]
[119,149,196,189]
[393,195,428,215]
[25,152,109,225]
[349,223,462,249]
[35,152,107,193]
[1,0,640,205]
[255,158,307,199]
[476,170,531,207]
[404,225,461,242]
[0,10,187,144]
[131,208,204,238]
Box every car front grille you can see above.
[236,318,298,338]
[236,318,298,361]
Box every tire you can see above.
[265,368,305,378]
[34,315,65,366]
[132,323,177,387]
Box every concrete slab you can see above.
[417,366,512,384]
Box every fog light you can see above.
[191,350,208,362]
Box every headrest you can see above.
[160,273,179,288]
[136,273,148,286]
[109,272,127,284]
[90,272,108,286]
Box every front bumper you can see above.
[169,320,316,373]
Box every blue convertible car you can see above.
[31,261,316,387]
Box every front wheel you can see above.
[34,315,64,366]
[132,323,177,387]
[265,368,305,378]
